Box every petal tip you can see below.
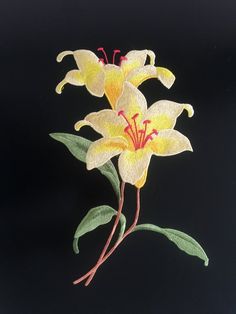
[184,104,194,118]
[56,50,73,62]
[156,67,176,89]
[147,50,156,65]
[55,80,66,94]
[86,163,93,171]
[188,142,193,152]
[74,120,91,131]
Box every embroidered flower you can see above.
[74,82,193,188]
[56,48,175,108]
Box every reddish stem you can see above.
[73,188,141,286]
[85,182,125,285]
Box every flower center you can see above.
[97,47,127,65]
[118,110,158,150]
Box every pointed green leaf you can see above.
[49,133,120,199]
[133,224,209,266]
[73,205,126,254]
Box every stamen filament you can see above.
[132,113,139,147]
[141,120,151,147]
[112,49,121,64]
[124,127,137,148]
[142,129,158,147]
[118,110,137,148]
[97,47,109,64]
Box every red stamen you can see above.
[97,47,109,64]
[118,110,137,148]
[118,110,124,116]
[132,113,139,145]
[142,129,158,147]
[138,130,145,148]
[141,120,151,147]
[119,56,127,66]
[98,58,105,64]
[124,127,136,148]
[143,119,151,124]
[112,49,121,64]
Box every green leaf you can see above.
[133,224,209,266]
[73,205,126,254]
[49,133,120,199]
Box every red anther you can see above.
[112,49,121,64]
[152,129,158,135]
[118,110,124,116]
[119,56,128,65]
[146,135,153,141]
[97,47,108,64]
[143,119,151,124]
[132,113,139,120]
[98,58,105,64]
[124,125,131,132]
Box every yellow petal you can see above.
[127,65,175,89]
[156,67,175,89]
[55,70,85,94]
[118,148,152,185]
[86,137,127,170]
[149,129,193,156]
[84,109,126,138]
[126,65,157,87]
[135,169,148,188]
[104,65,125,109]
[121,50,155,77]
[73,50,105,97]
[143,101,194,131]
[115,82,147,122]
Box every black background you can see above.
[1,0,236,313]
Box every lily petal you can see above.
[143,100,194,131]
[73,50,105,97]
[135,169,148,188]
[115,82,147,122]
[127,65,175,89]
[149,129,193,156]
[156,67,176,89]
[75,109,126,138]
[121,50,155,77]
[56,70,85,94]
[86,137,127,170]
[118,148,152,185]
[104,65,125,109]
[126,65,157,87]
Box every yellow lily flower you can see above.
[74,82,193,188]
[56,48,176,109]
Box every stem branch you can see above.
[73,188,141,286]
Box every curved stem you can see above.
[73,182,125,285]
[84,188,140,286]
[85,182,125,284]
[73,188,141,286]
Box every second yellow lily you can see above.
[56,48,175,109]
